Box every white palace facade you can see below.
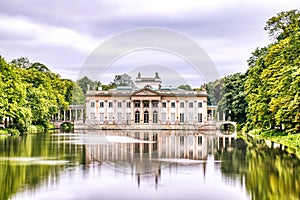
[85,73,208,129]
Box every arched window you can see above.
[153,111,158,123]
[135,111,140,123]
[144,111,149,123]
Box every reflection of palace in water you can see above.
[81,130,235,187]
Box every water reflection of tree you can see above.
[217,137,300,200]
[0,134,84,200]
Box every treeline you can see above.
[0,57,84,131]
[207,9,300,134]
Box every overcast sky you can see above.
[0,0,299,87]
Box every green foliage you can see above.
[46,123,55,130]
[264,9,300,41]
[206,80,223,106]
[0,129,8,135]
[245,9,300,134]
[6,128,20,136]
[218,73,247,124]
[110,73,132,87]
[77,76,101,94]
[60,122,74,133]
[178,84,192,91]
[0,56,84,132]
[102,84,115,91]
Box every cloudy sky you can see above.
[0,0,299,87]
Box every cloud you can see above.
[0,0,299,83]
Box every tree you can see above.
[110,73,132,87]
[10,57,31,68]
[264,9,300,41]
[218,73,247,124]
[245,9,300,134]
[178,84,192,91]
[206,79,223,106]
[77,76,101,94]
[0,57,31,127]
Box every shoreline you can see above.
[245,129,300,158]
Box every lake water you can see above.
[0,130,299,200]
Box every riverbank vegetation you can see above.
[207,10,299,148]
[0,56,84,134]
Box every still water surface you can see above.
[0,130,299,200]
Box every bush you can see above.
[27,125,38,134]
[26,125,45,134]
[7,128,20,136]
[46,122,55,130]
[0,129,8,135]
[36,125,45,133]
[61,123,74,133]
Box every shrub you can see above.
[61,123,74,133]
[35,125,45,133]
[46,122,55,130]
[7,128,20,136]
[0,129,8,135]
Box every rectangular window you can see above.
[171,113,175,123]
[171,102,175,108]
[198,102,202,108]
[99,113,104,122]
[134,101,140,108]
[126,113,131,122]
[126,102,131,108]
[153,101,158,108]
[180,113,184,123]
[108,102,113,108]
[117,102,122,108]
[108,113,113,123]
[90,102,95,108]
[198,113,203,123]
[153,112,158,123]
[162,113,166,123]
[189,113,193,122]
[189,102,193,108]
[162,102,166,108]
[117,113,122,123]
[91,113,95,122]
[180,102,184,108]
[99,102,104,108]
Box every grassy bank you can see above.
[246,129,300,157]
[0,123,56,136]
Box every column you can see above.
[167,100,170,124]
[176,100,179,123]
[185,100,188,123]
[149,100,152,123]
[64,110,66,121]
[131,101,134,124]
[123,100,126,124]
[69,109,72,121]
[158,101,162,125]
[75,109,78,121]
[104,100,108,121]
[140,100,144,123]
[194,100,197,124]
[113,100,117,122]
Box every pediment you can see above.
[132,88,160,96]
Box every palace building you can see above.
[85,72,208,129]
